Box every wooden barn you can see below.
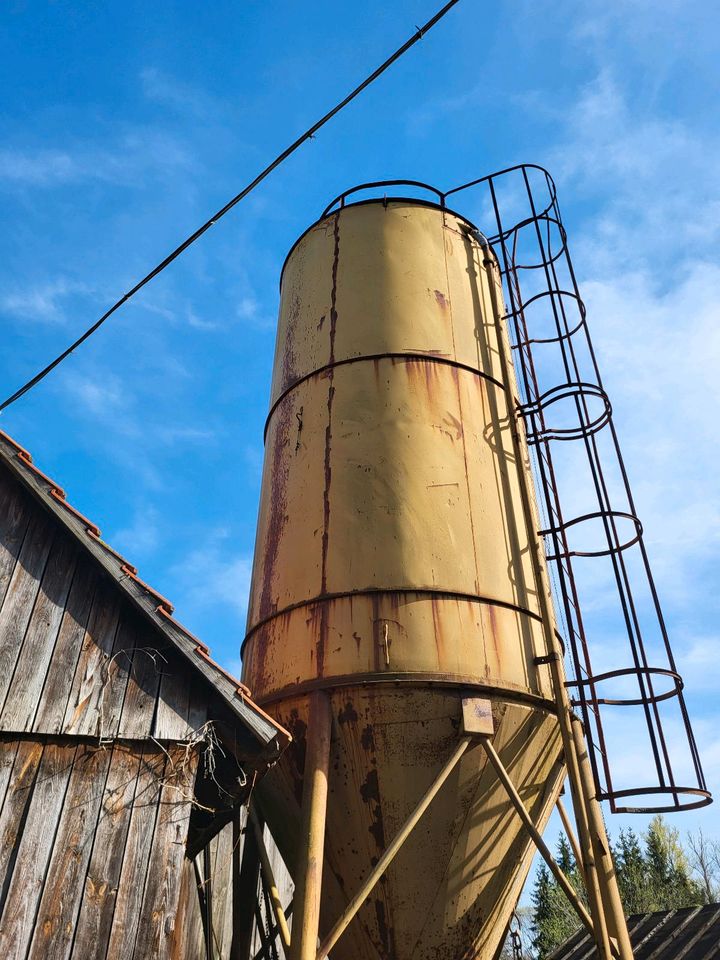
[0,429,293,960]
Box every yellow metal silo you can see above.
[242,198,620,959]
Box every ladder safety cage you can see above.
[317,170,710,814]
[446,164,710,814]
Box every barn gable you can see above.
[0,430,291,959]
[0,430,285,758]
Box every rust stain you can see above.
[434,288,449,310]
[443,412,463,440]
[294,406,303,452]
[286,708,308,806]
[281,289,301,392]
[360,769,386,851]
[487,602,502,669]
[371,594,381,673]
[401,354,446,399]
[361,724,375,751]
[430,596,445,667]
[318,212,340,678]
[372,356,381,385]
[338,700,358,724]
[374,897,392,958]
[258,398,292,622]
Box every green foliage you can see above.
[641,815,704,911]
[530,817,707,959]
[531,840,587,959]
[614,827,648,915]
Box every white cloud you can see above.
[139,67,212,118]
[61,370,214,448]
[0,149,79,185]
[157,425,216,445]
[113,506,160,557]
[550,70,720,266]
[675,638,720,706]
[170,529,253,620]
[0,129,195,190]
[551,260,720,606]
[63,371,130,423]
[508,67,720,818]
[237,294,274,330]
[187,307,219,331]
[243,444,264,480]
[521,69,720,615]
[0,277,93,323]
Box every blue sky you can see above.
[1,0,719,859]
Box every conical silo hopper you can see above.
[242,197,565,959]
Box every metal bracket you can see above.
[534,653,560,666]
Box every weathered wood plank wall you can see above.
[0,453,294,960]
[175,813,295,960]
[0,739,197,960]
[0,470,207,743]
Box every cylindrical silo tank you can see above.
[242,197,564,960]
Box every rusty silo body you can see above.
[242,198,566,959]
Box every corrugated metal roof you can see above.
[0,429,290,761]
[549,903,720,960]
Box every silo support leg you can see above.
[556,797,584,881]
[316,735,473,960]
[571,718,634,960]
[556,789,611,955]
[290,690,333,960]
[250,808,292,953]
[481,739,596,941]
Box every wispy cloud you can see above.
[112,505,160,557]
[237,294,275,330]
[0,149,79,186]
[0,128,196,189]
[405,83,485,137]
[61,370,215,448]
[157,425,216,445]
[550,70,720,265]
[536,69,720,612]
[170,528,253,620]
[0,277,94,323]
[63,370,131,425]
[139,67,213,119]
[187,307,220,331]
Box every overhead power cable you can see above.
[0,0,462,414]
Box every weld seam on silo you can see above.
[316,212,341,683]
[250,674,560,713]
[263,353,506,441]
[241,586,544,654]
[440,208,482,612]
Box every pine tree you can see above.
[614,828,648,914]
[531,863,557,959]
[531,837,586,958]
[531,820,709,957]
